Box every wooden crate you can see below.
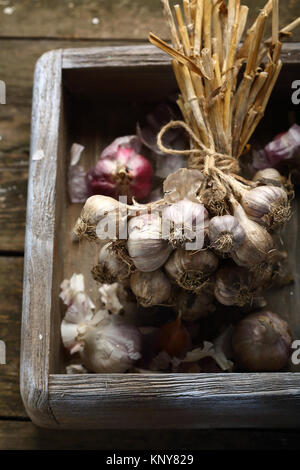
[21,44,300,429]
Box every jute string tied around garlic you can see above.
[157,120,240,175]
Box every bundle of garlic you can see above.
[70,0,299,373]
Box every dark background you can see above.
[0,0,299,450]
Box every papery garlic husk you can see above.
[77,310,142,373]
[130,269,172,307]
[241,185,290,231]
[232,203,274,268]
[253,168,283,187]
[162,200,209,249]
[177,289,216,322]
[164,248,219,292]
[232,311,292,371]
[92,243,132,284]
[173,338,233,372]
[209,215,245,253]
[73,195,130,241]
[127,213,173,272]
[163,168,204,204]
[214,265,259,307]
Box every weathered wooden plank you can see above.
[1,420,300,450]
[20,49,64,428]
[0,0,298,41]
[0,39,140,251]
[49,373,300,429]
[0,0,167,40]
[0,257,27,418]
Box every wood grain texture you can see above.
[0,39,140,252]
[0,0,298,41]
[49,373,300,429]
[20,49,64,428]
[1,420,300,450]
[62,43,300,69]
[0,257,27,418]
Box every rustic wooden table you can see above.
[0,0,299,450]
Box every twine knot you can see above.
[157,120,240,175]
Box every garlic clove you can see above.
[164,248,219,292]
[241,185,290,231]
[157,316,191,358]
[209,215,245,253]
[127,213,173,272]
[232,311,292,371]
[232,202,274,268]
[130,269,172,307]
[253,168,283,187]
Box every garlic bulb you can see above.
[177,290,215,322]
[214,265,257,307]
[232,311,292,371]
[78,310,142,373]
[164,249,219,291]
[130,270,172,307]
[60,274,142,372]
[242,185,290,231]
[127,213,173,272]
[253,168,282,187]
[73,195,129,241]
[232,203,273,268]
[92,243,131,284]
[209,215,245,253]
[162,200,209,249]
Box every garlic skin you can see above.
[163,168,204,204]
[127,213,173,272]
[253,168,282,187]
[232,203,273,268]
[177,290,216,322]
[92,243,131,284]
[215,265,257,307]
[130,270,172,307]
[232,311,292,371]
[209,215,245,253]
[162,200,209,249]
[164,249,219,291]
[242,185,290,231]
[73,195,129,241]
[78,310,142,373]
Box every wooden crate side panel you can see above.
[61,43,300,69]
[20,49,63,428]
[49,374,300,429]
